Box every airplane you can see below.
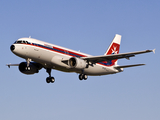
[7,34,155,83]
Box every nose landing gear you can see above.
[25,58,31,70]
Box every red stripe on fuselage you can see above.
[18,43,113,67]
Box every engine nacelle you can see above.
[68,57,87,69]
[19,62,42,75]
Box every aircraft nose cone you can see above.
[10,45,15,51]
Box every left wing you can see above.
[81,49,155,63]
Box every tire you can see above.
[83,74,88,80]
[79,74,83,80]
[46,77,50,83]
[25,67,30,70]
[50,77,55,83]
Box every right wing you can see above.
[81,49,155,64]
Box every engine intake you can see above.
[68,57,87,69]
[19,62,42,75]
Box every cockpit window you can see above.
[14,40,22,44]
[17,41,23,43]
[14,40,30,44]
[22,41,27,43]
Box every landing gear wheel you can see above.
[79,74,83,80]
[83,74,88,80]
[25,66,30,70]
[46,77,55,83]
[50,77,55,83]
[46,77,51,83]
[79,74,88,80]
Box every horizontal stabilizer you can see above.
[153,49,156,54]
[114,64,145,69]
[6,64,19,68]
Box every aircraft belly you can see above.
[84,65,118,76]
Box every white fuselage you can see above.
[11,37,121,76]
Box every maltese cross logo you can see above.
[111,46,118,54]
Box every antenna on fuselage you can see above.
[29,36,31,38]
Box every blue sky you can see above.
[0,0,159,120]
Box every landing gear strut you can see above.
[46,68,55,83]
[79,74,88,80]
[26,58,31,70]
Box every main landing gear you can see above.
[45,68,88,83]
[79,74,88,80]
[46,68,55,83]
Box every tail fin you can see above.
[104,34,121,66]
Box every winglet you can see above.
[152,49,156,54]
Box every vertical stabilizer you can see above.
[104,34,121,66]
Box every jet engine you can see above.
[19,62,42,75]
[68,57,87,69]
